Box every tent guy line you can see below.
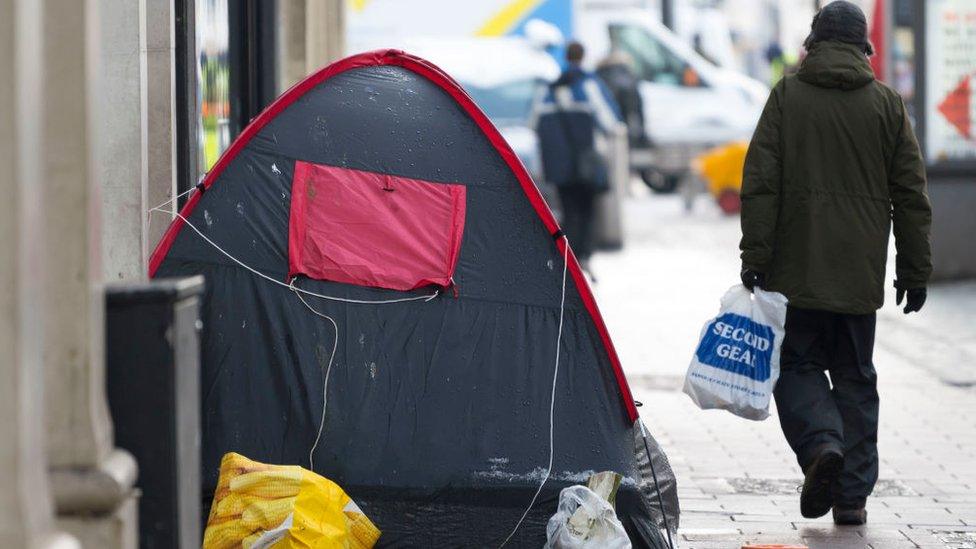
[500,234,569,549]
[147,208,441,304]
[290,282,340,471]
[150,200,581,546]
[146,206,439,470]
[148,184,196,216]
[148,201,438,470]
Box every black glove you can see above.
[741,268,765,292]
[896,286,926,314]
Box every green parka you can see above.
[740,41,932,315]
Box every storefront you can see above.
[887,0,976,279]
[912,0,976,279]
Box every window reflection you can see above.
[197,0,231,173]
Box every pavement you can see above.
[590,188,976,549]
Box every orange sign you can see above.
[938,75,972,140]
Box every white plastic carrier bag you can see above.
[683,284,788,420]
[544,485,631,549]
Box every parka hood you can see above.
[798,41,875,90]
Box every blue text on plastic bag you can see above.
[695,313,776,382]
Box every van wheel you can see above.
[640,170,680,194]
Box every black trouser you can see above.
[774,306,879,509]
[557,185,597,261]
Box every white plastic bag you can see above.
[683,284,788,420]
[544,486,631,549]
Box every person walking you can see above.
[738,1,931,526]
[535,41,621,279]
[597,50,647,148]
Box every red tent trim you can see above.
[147,49,639,423]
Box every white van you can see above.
[567,5,769,190]
[347,0,769,191]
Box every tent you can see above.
[149,50,676,547]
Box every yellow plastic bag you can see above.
[203,453,381,549]
[694,141,748,197]
[693,141,749,214]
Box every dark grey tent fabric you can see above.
[153,52,671,547]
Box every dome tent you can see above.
[150,50,674,547]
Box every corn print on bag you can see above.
[204,453,381,549]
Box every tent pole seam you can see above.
[640,418,675,549]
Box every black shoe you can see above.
[800,447,844,518]
[833,506,867,525]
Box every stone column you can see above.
[1,0,81,547]
[305,0,347,71]
[279,0,309,91]
[279,0,347,91]
[98,0,178,280]
[98,0,145,281]
[37,0,139,546]
[41,0,114,475]
[141,0,179,257]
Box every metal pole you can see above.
[661,0,674,30]
[595,124,627,251]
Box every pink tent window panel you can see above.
[288,161,466,292]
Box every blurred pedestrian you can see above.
[534,40,621,279]
[764,41,787,86]
[597,50,647,147]
[738,0,931,526]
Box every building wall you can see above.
[279,0,347,93]
[98,0,146,280]
[141,0,180,268]
[98,0,179,281]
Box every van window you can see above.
[461,78,543,125]
[608,24,697,87]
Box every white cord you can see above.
[148,185,197,215]
[499,236,570,548]
[290,283,339,471]
[147,207,439,470]
[148,209,439,304]
[150,202,572,536]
